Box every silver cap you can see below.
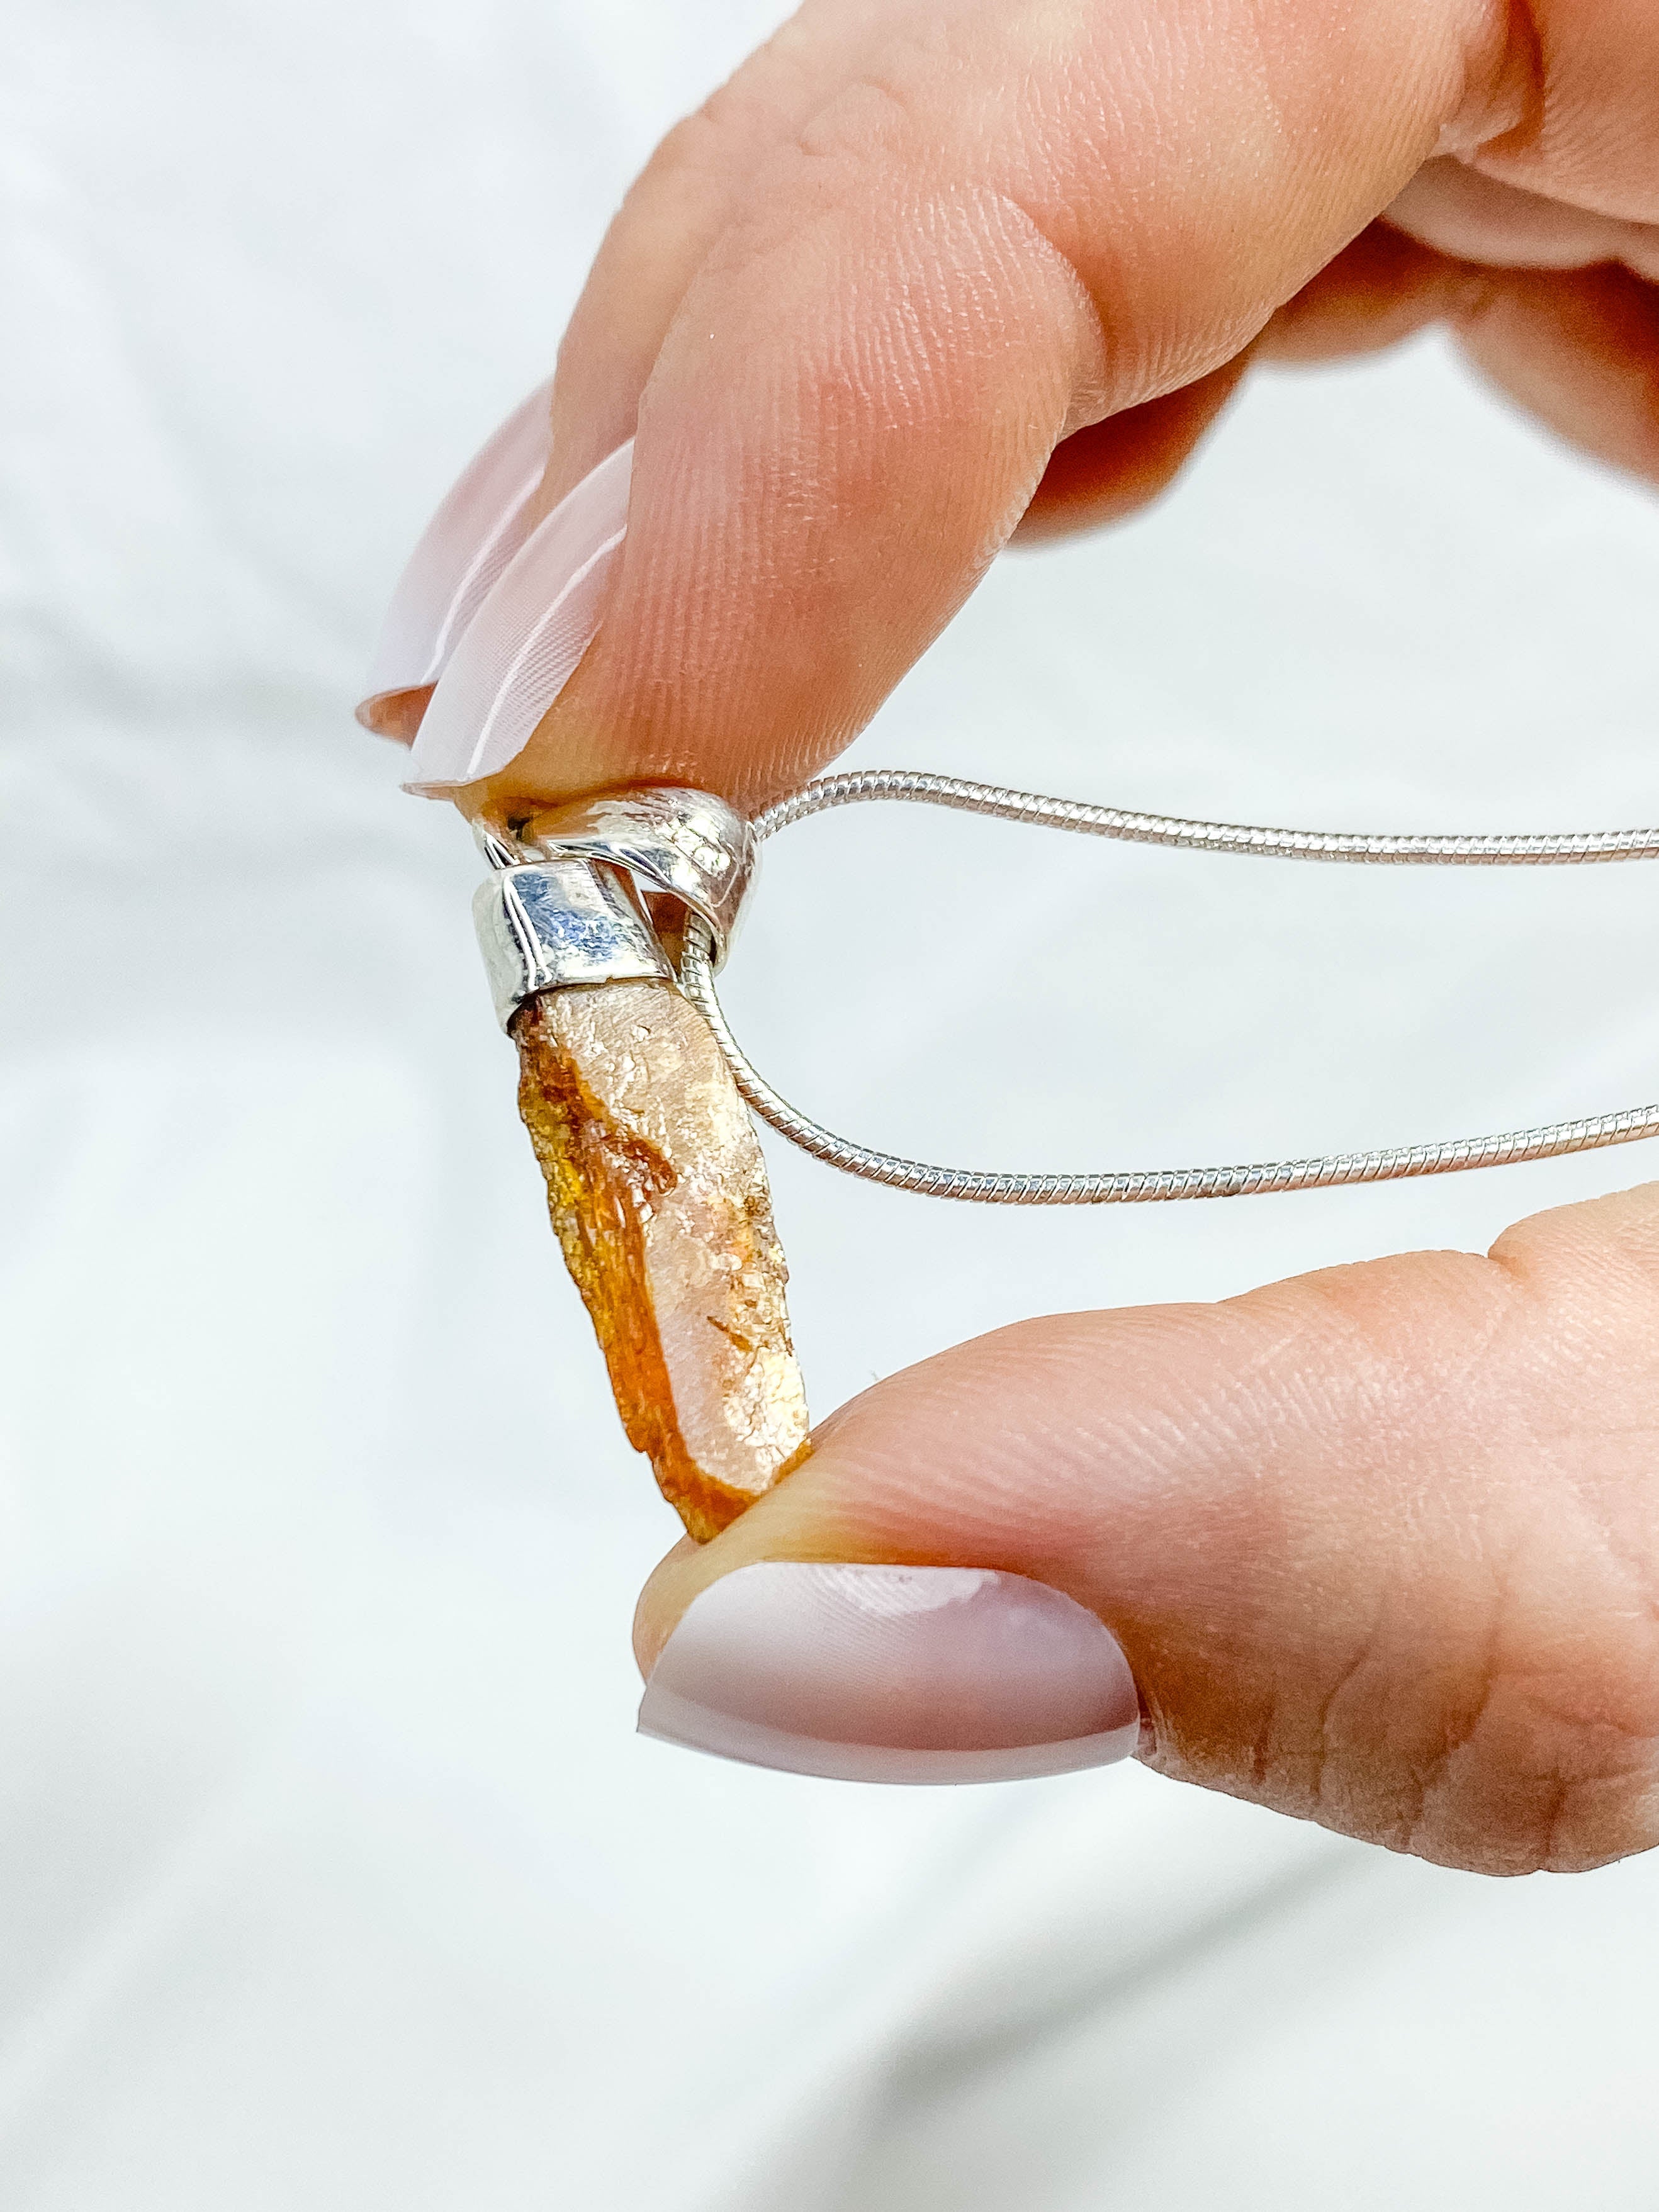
[472,856,672,1030]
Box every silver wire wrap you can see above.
[677,768,1659,1205]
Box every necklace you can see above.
[471,772,1659,1527]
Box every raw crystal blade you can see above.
[513,979,809,1541]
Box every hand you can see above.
[375,0,1659,1868]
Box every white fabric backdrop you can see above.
[4,3,1659,2205]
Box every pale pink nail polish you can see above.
[636,1563,1140,1785]
[401,439,633,794]
[356,381,554,739]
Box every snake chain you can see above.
[676,769,1659,1205]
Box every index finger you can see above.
[390,0,1655,812]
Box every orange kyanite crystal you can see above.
[513,980,809,1541]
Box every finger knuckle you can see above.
[1412,1615,1659,1875]
[788,67,923,171]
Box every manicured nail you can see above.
[356,380,554,740]
[402,439,633,794]
[637,1563,1140,1784]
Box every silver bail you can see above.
[470,786,756,1031]
[513,785,757,966]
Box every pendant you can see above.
[473,790,808,1542]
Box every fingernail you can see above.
[401,439,633,794]
[637,1563,1140,1785]
[356,380,554,740]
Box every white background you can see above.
[3,3,1659,2205]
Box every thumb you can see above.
[634,1182,1659,1875]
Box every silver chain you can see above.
[677,768,1659,1204]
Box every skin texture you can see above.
[405,0,1659,1868]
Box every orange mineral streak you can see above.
[512,980,809,1542]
